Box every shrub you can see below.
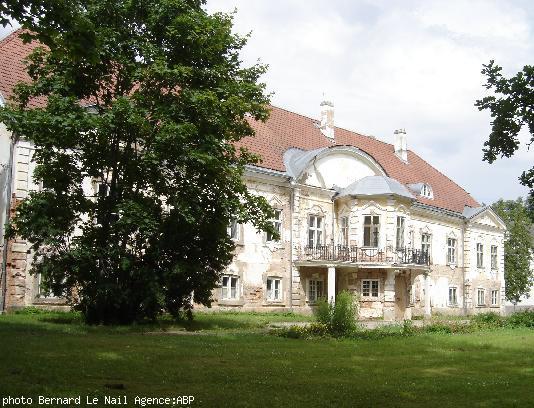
[471,312,503,328]
[314,297,332,326]
[331,291,358,335]
[506,310,534,328]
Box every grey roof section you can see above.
[283,147,328,179]
[462,205,489,219]
[337,175,415,200]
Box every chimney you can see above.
[394,129,408,162]
[319,99,335,140]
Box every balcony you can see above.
[298,245,430,266]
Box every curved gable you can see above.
[284,146,385,189]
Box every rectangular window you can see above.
[266,277,282,301]
[396,216,405,249]
[266,209,282,242]
[447,238,457,265]
[221,275,239,300]
[491,290,499,306]
[308,215,323,248]
[477,288,485,306]
[308,279,324,303]
[363,216,380,247]
[362,279,379,298]
[491,245,498,269]
[340,216,349,246]
[227,220,240,241]
[448,286,458,306]
[477,243,484,268]
[421,233,431,257]
[408,230,415,248]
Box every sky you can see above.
[1,1,533,204]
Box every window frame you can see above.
[396,216,405,249]
[477,288,486,306]
[361,279,380,299]
[448,286,458,306]
[339,216,349,246]
[227,219,241,242]
[447,238,457,265]
[308,215,324,248]
[266,277,282,302]
[491,289,499,306]
[363,215,380,248]
[308,278,324,303]
[266,209,283,242]
[221,275,239,300]
[490,245,498,270]
[476,243,484,268]
[421,233,431,257]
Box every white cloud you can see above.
[207,0,534,203]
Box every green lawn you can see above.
[0,312,533,407]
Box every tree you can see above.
[492,199,534,304]
[475,61,534,199]
[0,0,276,324]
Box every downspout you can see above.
[0,132,17,313]
[288,180,295,312]
[461,219,467,316]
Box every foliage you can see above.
[506,310,534,328]
[492,198,534,303]
[475,61,534,198]
[0,1,276,324]
[312,291,358,336]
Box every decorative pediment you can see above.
[469,208,507,230]
[360,200,387,213]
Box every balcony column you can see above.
[327,266,336,304]
[424,272,431,318]
[383,269,396,321]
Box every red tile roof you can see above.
[1,29,479,214]
[240,105,480,214]
[0,29,45,108]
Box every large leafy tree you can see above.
[475,61,534,198]
[0,0,276,324]
[492,199,533,304]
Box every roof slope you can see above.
[1,29,479,214]
[239,105,480,214]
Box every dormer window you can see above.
[420,184,433,199]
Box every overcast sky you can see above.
[2,1,533,204]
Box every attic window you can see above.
[421,184,433,199]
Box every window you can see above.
[421,233,431,256]
[476,243,484,268]
[491,290,499,306]
[308,215,323,248]
[448,287,458,306]
[221,275,239,299]
[447,238,457,264]
[308,279,324,302]
[363,216,380,247]
[266,209,282,242]
[491,245,498,269]
[477,288,485,306]
[408,230,415,248]
[421,184,433,198]
[396,216,405,249]
[340,216,349,246]
[266,277,282,301]
[227,220,240,241]
[362,279,379,298]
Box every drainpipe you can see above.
[0,132,17,313]
[461,219,467,316]
[288,180,295,312]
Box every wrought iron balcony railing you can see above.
[298,245,430,266]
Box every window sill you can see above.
[476,305,487,308]
[263,301,286,307]
[218,299,245,306]
[448,303,459,308]
[360,297,381,302]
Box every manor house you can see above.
[0,30,506,319]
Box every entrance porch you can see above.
[297,265,431,321]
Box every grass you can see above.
[0,311,533,407]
